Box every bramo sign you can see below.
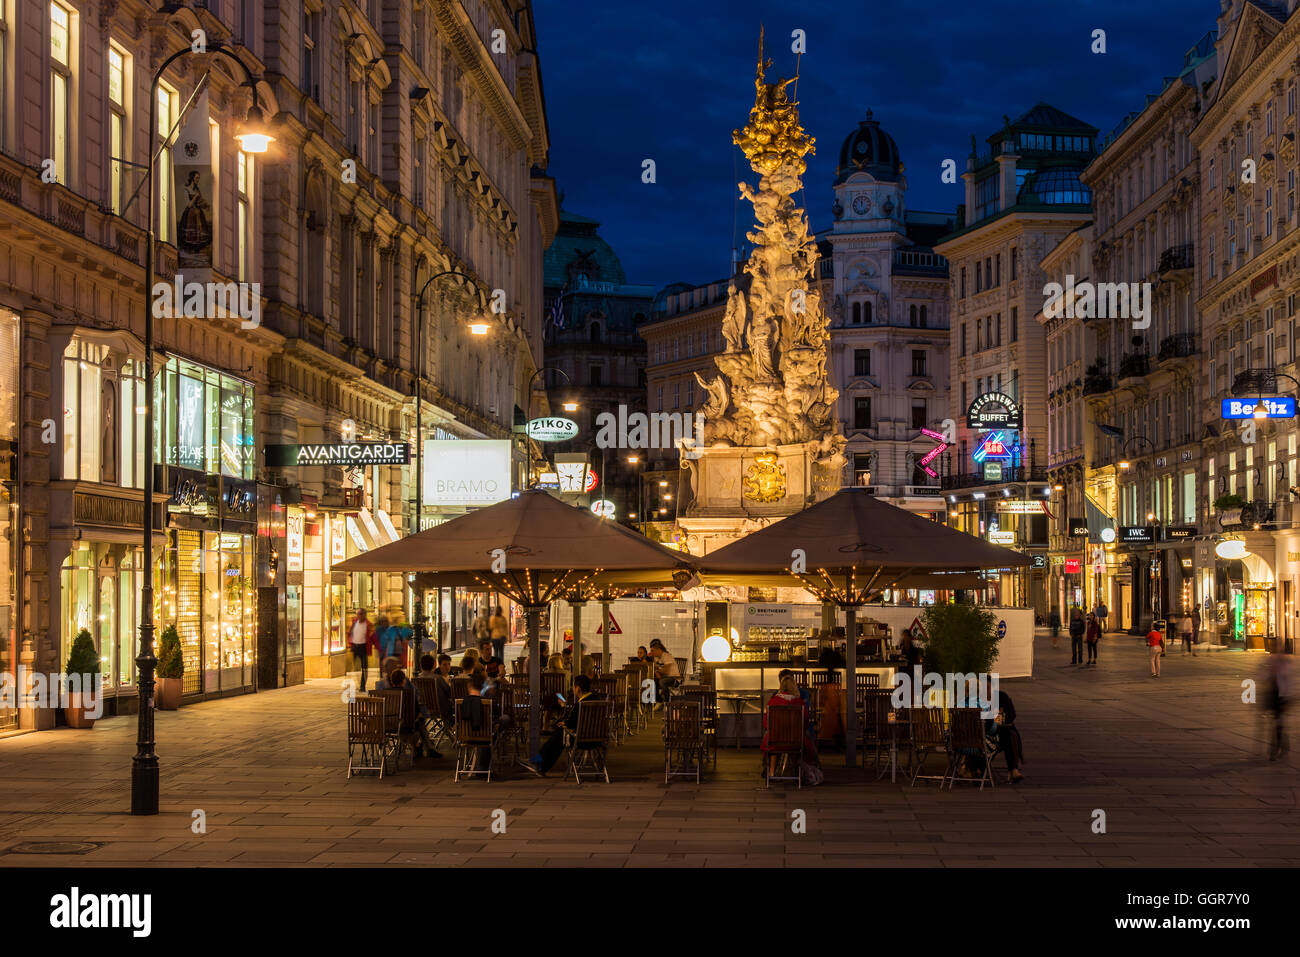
[526,417,578,442]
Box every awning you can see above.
[1085,495,1111,543]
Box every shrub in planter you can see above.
[919,602,1001,703]
[64,629,101,729]
[1214,493,1245,511]
[156,625,184,711]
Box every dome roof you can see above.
[1017,166,1091,206]
[835,110,903,185]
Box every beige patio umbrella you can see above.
[697,486,1031,768]
[334,489,693,758]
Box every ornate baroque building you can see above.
[0,0,556,727]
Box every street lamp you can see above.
[136,39,271,816]
[526,366,574,488]
[412,269,485,653]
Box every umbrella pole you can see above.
[845,603,858,769]
[528,606,541,760]
[601,601,611,674]
[571,600,585,688]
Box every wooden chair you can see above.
[347,696,388,778]
[590,677,620,742]
[944,708,997,790]
[663,699,705,783]
[564,698,612,783]
[859,689,894,770]
[377,689,411,772]
[763,703,805,789]
[450,676,470,702]
[855,673,880,702]
[679,686,719,766]
[454,697,494,782]
[905,707,948,787]
[413,677,454,752]
[492,684,527,762]
[606,671,629,744]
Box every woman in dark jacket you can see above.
[1084,613,1101,666]
[989,690,1024,783]
[1068,608,1086,665]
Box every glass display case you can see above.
[1244,586,1274,649]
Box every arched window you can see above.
[910,305,917,327]
[852,302,862,324]
[864,301,873,323]
[920,305,928,328]
[590,322,602,343]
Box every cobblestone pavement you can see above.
[0,632,1295,867]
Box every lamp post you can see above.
[412,269,484,655]
[135,40,273,815]
[1117,434,1156,634]
[526,366,575,489]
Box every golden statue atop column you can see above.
[681,33,847,554]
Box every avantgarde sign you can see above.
[967,392,1023,430]
[265,443,410,467]
[526,417,579,442]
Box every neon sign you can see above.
[973,431,1016,463]
[917,427,951,478]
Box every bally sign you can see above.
[1165,524,1196,540]
[967,392,1023,430]
[266,443,410,467]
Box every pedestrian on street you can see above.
[488,605,509,661]
[1178,612,1195,656]
[1085,612,1101,665]
[1261,651,1292,760]
[1095,601,1109,632]
[349,608,375,692]
[1146,621,1165,678]
[1068,607,1085,665]
[1048,608,1061,648]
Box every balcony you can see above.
[1157,332,1197,362]
[1117,352,1149,381]
[1157,242,1194,275]
[1082,373,1112,396]
[941,466,1049,490]
[892,248,949,277]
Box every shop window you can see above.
[158,357,254,478]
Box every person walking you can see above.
[1146,621,1165,678]
[1178,612,1195,656]
[1084,612,1101,665]
[1048,608,1062,649]
[1095,601,1109,632]
[1068,607,1086,665]
[1261,651,1292,760]
[349,608,375,692]
[488,605,509,662]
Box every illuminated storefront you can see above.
[0,311,17,730]
[157,357,258,698]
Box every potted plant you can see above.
[920,602,1002,708]
[64,629,101,729]
[1214,493,1245,511]
[156,624,184,711]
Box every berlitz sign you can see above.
[265,443,410,467]
[967,392,1022,430]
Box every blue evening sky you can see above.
[534,0,1221,289]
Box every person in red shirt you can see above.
[1146,623,1165,678]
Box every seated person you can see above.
[373,656,403,691]
[761,677,820,783]
[389,669,439,759]
[547,654,567,673]
[459,670,492,772]
[648,639,680,703]
[816,678,846,750]
[417,653,437,679]
[526,675,602,777]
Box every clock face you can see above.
[852,194,871,215]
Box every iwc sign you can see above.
[967,392,1023,430]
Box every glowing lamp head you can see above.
[562,401,578,412]
[469,320,490,336]
[1254,404,1269,419]
[235,107,275,154]
[1119,460,1131,470]
[700,634,732,663]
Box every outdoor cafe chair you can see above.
[591,677,620,741]
[492,684,528,763]
[347,695,388,779]
[454,697,494,782]
[378,689,414,773]
[679,686,719,766]
[905,707,948,787]
[943,708,997,790]
[855,673,880,701]
[564,698,612,784]
[859,689,894,771]
[663,699,706,784]
[605,671,629,743]
[413,677,455,752]
[763,703,806,789]
[450,676,471,702]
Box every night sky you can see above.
[534,0,1221,290]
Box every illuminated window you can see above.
[157,84,178,243]
[50,1,72,185]
[237,150,252,281]
[108,44,128,214]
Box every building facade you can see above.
[1078,32,1214,634]
[1193,0,1300,649]
[936,104,1098,612]
[825,112,953,514]
[0,0,554,725]
[541,210,654,524]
